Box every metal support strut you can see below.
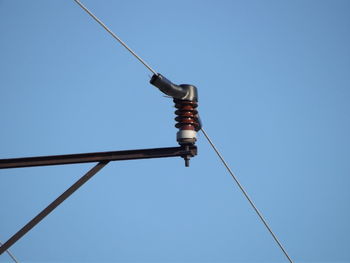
[0,145,197,255]
[0,161,108,255]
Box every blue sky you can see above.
[1,0,350,262]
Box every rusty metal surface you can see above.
[0,146,197,169]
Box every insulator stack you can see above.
[174,99,200,145]
[149,74,199,166]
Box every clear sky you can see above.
[1,0,350,262]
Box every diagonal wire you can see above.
[71,1,293,261]
[200,127,294,263]
[73,0,158,75]
[0,240,19,263]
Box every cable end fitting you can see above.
[150,73,198,101]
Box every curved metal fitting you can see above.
[150,73,198,101]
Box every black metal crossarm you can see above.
[0,145,197,255]
[0,146,197,169]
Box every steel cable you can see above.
[71,1,294,261]
[73,0,158,75]
[200,128,294,263]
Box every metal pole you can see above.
[0,161,108,255]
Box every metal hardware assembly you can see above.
[0,0,295,262]
[150,73,198,101]
[1,1,203,258]
[149,73,200,166]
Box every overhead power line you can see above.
[200,128,294,263]
[71,1,294,262]
[73,0,158,75]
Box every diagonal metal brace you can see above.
[0,145,197,255]
[0,161,108,255]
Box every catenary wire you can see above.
[73,0,158,75]
[71,1,293,261]
[0,240,19,263]
[200,127,294,263]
